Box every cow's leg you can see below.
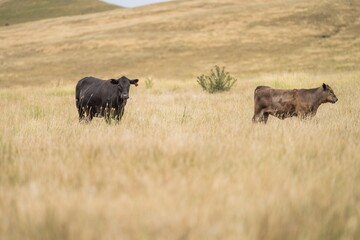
[113,108,120,124]
[84,107,90,123]
[112,108,122,124]
[78,106,85,122]
[299,111,314,120]
[252,104,262,123]
[114,114,120,124]
[119,107,125,120]
[252,107,267,124]
[103,102,113,124]
[89,113,94,122]
[252,113,262,123]
[104,107,112,124]
[104,113,109,124]
[84,107,94,123]
[262,113,269,124]
[76,98,82,122]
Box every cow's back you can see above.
[76,77,109,108]
[255,86,297,103]
[76,77,103,94]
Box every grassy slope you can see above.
[0,0,118,26]
[0,0,359,87]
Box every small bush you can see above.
[197,65,237,93]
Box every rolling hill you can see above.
[0,0,119,26]
[0,0,359,87]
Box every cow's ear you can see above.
[110,79,119,84]
[130,79,139,87]
[322,83,327,90]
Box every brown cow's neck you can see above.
[295,87,325,116]
[308,87,327,112]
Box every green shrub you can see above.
[197,65,237,93]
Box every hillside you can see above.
[0,0,359,87]
[0,0,119,26]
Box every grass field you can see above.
[1,72,360,240]
[1,0,360,239]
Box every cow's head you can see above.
[112,76,139,99]
[322,83,338,103]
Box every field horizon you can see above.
[1,0,360,239]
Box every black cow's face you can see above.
[322,83,338,104]
[118,76,139,99]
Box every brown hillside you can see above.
[0,0,359,87]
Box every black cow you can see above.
[75,76,139,123]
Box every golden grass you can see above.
[1,72,360,240]
[1,0,360,238]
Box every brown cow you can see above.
[252,83,338,123]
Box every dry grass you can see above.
[1,0,360,239]
[0,0,10,6]
[0,0,118,26]
[1,72,360,240]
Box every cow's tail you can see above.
[75,80,85,121]
[75,78,86,110]
[75,85,80,109]
[76,98,80,111]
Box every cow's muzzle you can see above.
[120,94,129,99]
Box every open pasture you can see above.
[1,72,359,240]
[1,0,360,238]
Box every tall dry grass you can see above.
[1,72,359,240]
